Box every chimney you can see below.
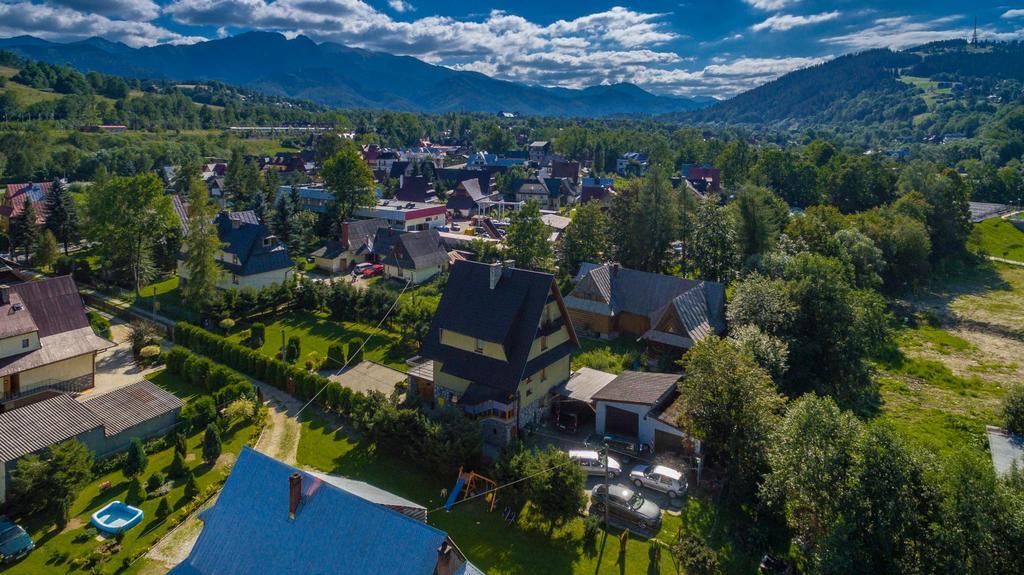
[0,285,8,306]
[610,263,620,277]
[288,472,302,520]
[435,541,457,575]
[502,260,516,279]
[488,262,502,290]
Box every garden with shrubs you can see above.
[2,367,263,575]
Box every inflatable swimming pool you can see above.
[90,501,144,534]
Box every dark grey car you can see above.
[590,483,663,531]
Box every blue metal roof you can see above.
[169,447,450,575]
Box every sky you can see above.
[0,1,1022,98]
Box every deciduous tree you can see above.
[559,201,609,276]
[505,200,552,271]
[322,147,375,232]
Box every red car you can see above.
[361,264,384,278]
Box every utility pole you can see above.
[603,441,610,528]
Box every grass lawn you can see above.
[968,218,1024,262]
[226,310,408,372]
[0,67,62,106]
[875,263,1024,460]
[6,371,255,575]
[132,276,197,323]
[571,336,646,374]
[296,415,761,575]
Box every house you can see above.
[0,380,183,502]
[565,263,725,359]
[446,179,500,216]
[81,124,128,133]
[616,152,649,177]
[277,185,334,214]
[514,178,576,210]
[178,211,294,291]
[418,260,579,444]
[396,175,435,203]
[0,276,114,411]
[580,178,617,207]
[540,213,571,243]
[372,228,450,285]
[551,160,581,184]
[168,447,481,575]
[529,141,552,165]
[354,199,448,231]
[680,164,721,195]
[592,371,700,455]
[1,182,51,231]
[310,218,389,274]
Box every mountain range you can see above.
[0,32,709,117]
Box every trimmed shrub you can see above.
[286,336,301,363]
[87,311,111,339]
[250,322,266,348]
[146,473,165,493]
[218,318,236,332]
[180,396,217,431]
[326,344,347,369]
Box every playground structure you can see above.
[444,467,499,512]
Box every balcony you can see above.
[460,399,515,422]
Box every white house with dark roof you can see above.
[372,228,451,285]
[0,276,114,411]
[592,371,700,456]
[177,211,294,291]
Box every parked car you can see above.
[451,223,461,231]
[361,264,384,278]
[352,262,375,277]
[629,464,686,498]
[554,410,579,434]
[590,484,662,531]
[584,433,652,462]
[569,450,622,478]
[0,517,34,564]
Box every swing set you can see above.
[444,467,498,512]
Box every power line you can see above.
[293,277,413,418]
[428,456,580,513]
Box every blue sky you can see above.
[0,1,1022,97]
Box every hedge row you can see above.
[173,322,369,416]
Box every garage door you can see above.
[654,429,683,454]
[605,405,639,436]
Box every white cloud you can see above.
[822,15,1022,50]
[47,0,161,20]
[743,0,799,10]
[1002,10,1024,19]
[751,11,840,32]
[387,0,413,13]
[0,2,203,47]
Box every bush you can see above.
[202,423,222,462]
[1005,385,1024,436]
[139,345,161,362]
[126,477,144,505]
[583,514,601,544]
[146,472,165,493]
[123,438,148,479]
[155,497,171,520]
[168,450,187,478]
[326,344,347,369]
[87,311,111,339]
[219,318,236,332]
[180,396,217,431]
[249,322,266,347]
[286,336,301,363]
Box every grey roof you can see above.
[0,394,102,461]
[82,380,184,437]
[382,229,449,271]
[0,291,38,339]
[591,371,680,406]
[0,326,114,378]
[552,368,617,402]
[308,470,427,521]
[541,213,571,231]
[987,425,1024,475]
[11,275,92,337]
[214,212,293,276]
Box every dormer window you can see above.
[21,338,30,348]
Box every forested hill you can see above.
[678,41,1024,127]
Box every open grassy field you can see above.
[296,415,762,575]
[876,261,1024,459]
[226,310,408,372]
[968,217,1024,262]
[5,371,256,575]
[0,66,62,106]
[571,336,646,374]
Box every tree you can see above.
[181,180,223,306]
[732,184,788,261]
[726,273,797,336]
[689,198,739,283]
[175,431,188,457]
[84,173,175,295]
[184,472,200,500]
[559,202,609,275]
[668,530,720,575]
[127,476,145,505]
[521,447,586,532]
[677,337,783,500]
[322,147,375,231]
[917,168,972,262]
[169,450,187,478]
[728,324,789,385]
[123,438,148,479]
[202,423,222,462]
[156,497,171,520]
[611,166,679,272]
[272,186,296,245]
[8,439,94,520]
[44,179,79,254]
[505,200,552,271]
[33,229,59,269]
[1004,385,1024,436]
[10,197,40,263]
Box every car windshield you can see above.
[628,492,645,510]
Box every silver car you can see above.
[629,464,686,498]
[569,450,622,478]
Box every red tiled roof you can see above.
[2,182,52,223]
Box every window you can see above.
[540,367,547,381]
[21,338,30,348]
[232,275,239,285]
[541,335,548,350]
[474,338,484,353]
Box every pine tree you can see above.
[44,180,79,254]
[123,438,148,479]
[126,476,144,505]
[272,189,294,245]
[33,229,59,269]
[184,472,199,499]
[168,450,187,478]
[174,431,188,458]
[11,197,40,263]
[181,181,223,307]
[202,423,222,463]
[155,497,171,520]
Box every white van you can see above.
[569,450,622,478]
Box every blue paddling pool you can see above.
[90,501,144,534]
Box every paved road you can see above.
[987,255,1024,268]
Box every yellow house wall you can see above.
[439,329,507,361]
[519,354,571,408]
[526,300,570,360]
[432,363,473,394]
[0,331,40,360]
[19,353,94,390]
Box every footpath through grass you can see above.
[296,415,760,575]
[4,371,255,575]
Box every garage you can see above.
[605,405,639,436]
[654,429,683,454]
